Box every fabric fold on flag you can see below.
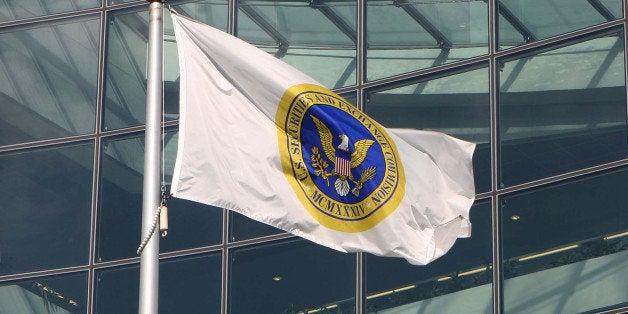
[170,11,476,265]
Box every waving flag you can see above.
[170,11,475,265]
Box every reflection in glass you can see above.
[498,0,623,49]
[0,16,99,146]
[95,254,221,314]
[103,2,228,130]
[0,143,93,275]
[366,67,490,193]
[97,131,222,262]
[237,0,357,88]
[499,30,627,187]
[366,0,488,80]
[501,166,628,313]
[365,201,492,313]
[0,272,87,313]
[230,239,356,313]
[230,211,284,241]
[0,0,100,23]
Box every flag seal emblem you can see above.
[277,84,406,233]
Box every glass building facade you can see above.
[0,0,627,313]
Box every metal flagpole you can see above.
[139,1,163,313]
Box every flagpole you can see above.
[139,1,163,314]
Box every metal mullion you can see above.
[0,7,106,29]
[221,209,229,314]
[488,0,502,311]
[356,252,364,314]
[88,8,109,313]
[0,134,98,153]
[489,57,503,314]
[624,0,628,141]
[229,0,237,35]
[356,0,365,108]
[0,265,92,283]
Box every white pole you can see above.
[139,1,163,314]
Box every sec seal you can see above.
[277,84,406,232]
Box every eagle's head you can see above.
[337,134,350,152]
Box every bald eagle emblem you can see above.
[309,115,377,197]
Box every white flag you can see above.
[170,11,476,265]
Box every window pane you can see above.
[501,167,628,313]
[0,0,100,23]
[230,239,356,313]
[0,272,88,313]
[365,200,492,313]
[237,0,357,88]
[97,131,222,262]
[103,3,228,130]
[0,16,99,146]
[366,67,491,193]
[0,143,93,275]
[366,0,488,81]
[95,253,221,314]
[498,0,623,50]
[499,30,627,187]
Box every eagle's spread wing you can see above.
[351,139,375,168]
[310,115,336,163]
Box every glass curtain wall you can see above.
[0,0,626,313]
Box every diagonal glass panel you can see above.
[498,0,623,50]
[367,0,488,81]
[501,166,628,313]
[237,0,357,88]
[366,67,491,193]
[103,2,228,130]
[0,15,99,146]
[0,0,100,23]
[499,29,628,187]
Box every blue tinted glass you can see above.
[0,16,99,146]
[366,67,491,193]
[0,0,100,23]
[104,3,228,130]
[0,143,93,275]
[97,131,222,262]
[499,30,627,186]
[501,167,628,313]
[365,201,492,313]
[95,253,221,314]
[498,0,623,49]
[230,239,356,313]
[367,0,488,80]
[0,272,88,313]
[237,0,357,88]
